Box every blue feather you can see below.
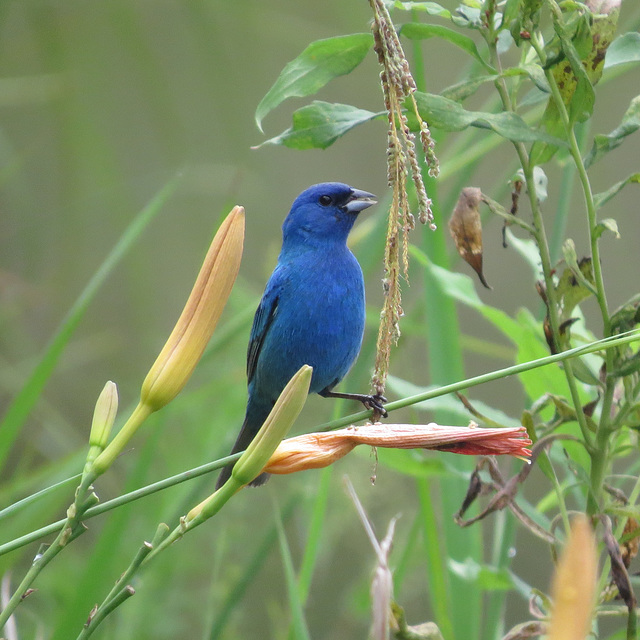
[216,182,383,488]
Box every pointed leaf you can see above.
[255,101,381,150]
[593,218,620,240]
[393,1,452,19]
[594,173,640,209]
[413,91,567,145]
[400,23,494,71]
[584,95,640,168]
[255,34,373,131]
[604,32,640,69]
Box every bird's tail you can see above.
[215,401,272,489]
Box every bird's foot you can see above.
[361,394,388,419]
[319,389,388,418]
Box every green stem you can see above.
[485,28,594,471]
[0,512,86,629]
[530,22,614,514]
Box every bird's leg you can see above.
[319,389,388,418]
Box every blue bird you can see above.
[216,182,387,488]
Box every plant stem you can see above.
[485,30,593,460]
[529,24,614,514]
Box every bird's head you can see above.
[282,182,377,247]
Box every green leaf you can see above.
[441,75,499,102]
[413,91,567,145]
[255,101,381,150]
[584,95,640,168]
[254,34,373,132]
[400,23,494,71]
[554,27,595,124]
[503,64,550,93]
[504,229,544,281]
[393,1,452,19]
[387,375,520,427]
[500,0,522,29]
[448,558,515,591]
[593,173,640,209]
[604,32,640,69]
[440,64,549,103]
[593,218,620,240]
[375,448,451,478]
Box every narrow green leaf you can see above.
[296,467,331,604]
[448,558,515,591]
[0,175,181,472]
[417,479,455,639]
[255,101,381,150]
[255,34,373,132]
[584,95,640,168]
[374,448,450,478]
[207,501,296,639]
[413,91,567,145]
[275,505,312,640]
[387,375,520,426]
[594,173,640,209]
[441,75,498,102]
[400,23,494,71]
[604,31,640,69]
[393,1,452,19]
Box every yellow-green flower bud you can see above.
[184,365,312,526]
[84,381,118,471]
[89,381,118,449]
[91,206,245,478]
[232,364,312,486]
[140,205,245,411]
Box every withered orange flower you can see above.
[263,423,531,475]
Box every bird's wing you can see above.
[246,267,285,384]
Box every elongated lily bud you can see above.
[84,381,118,470]
[91,206,244,478]
[547,515,597,640]
[141,205,245,411]
[185,365,313,524]
[232,364,312,486]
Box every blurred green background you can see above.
[1,1,639,639]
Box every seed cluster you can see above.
[369,0,438,398]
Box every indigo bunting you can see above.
[216,182,386,488]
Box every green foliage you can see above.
[2,1,640,639]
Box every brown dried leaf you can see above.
[601,515,637,610]
[622,517,640,568]
[449,187,491,289]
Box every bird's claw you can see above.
[363,394,388,418]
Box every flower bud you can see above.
[547,515,597,640]
[89,381,118,449]
[141,205,245,412]
[184,365,313,525]
[84,381,118,471]
[232,364,312,486]
[91,206,244,478]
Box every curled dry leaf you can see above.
[449,187,491,289]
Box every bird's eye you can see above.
[319,195,333,206]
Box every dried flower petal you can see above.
[263,423,531,475]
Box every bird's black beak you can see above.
[343,188,377,214]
